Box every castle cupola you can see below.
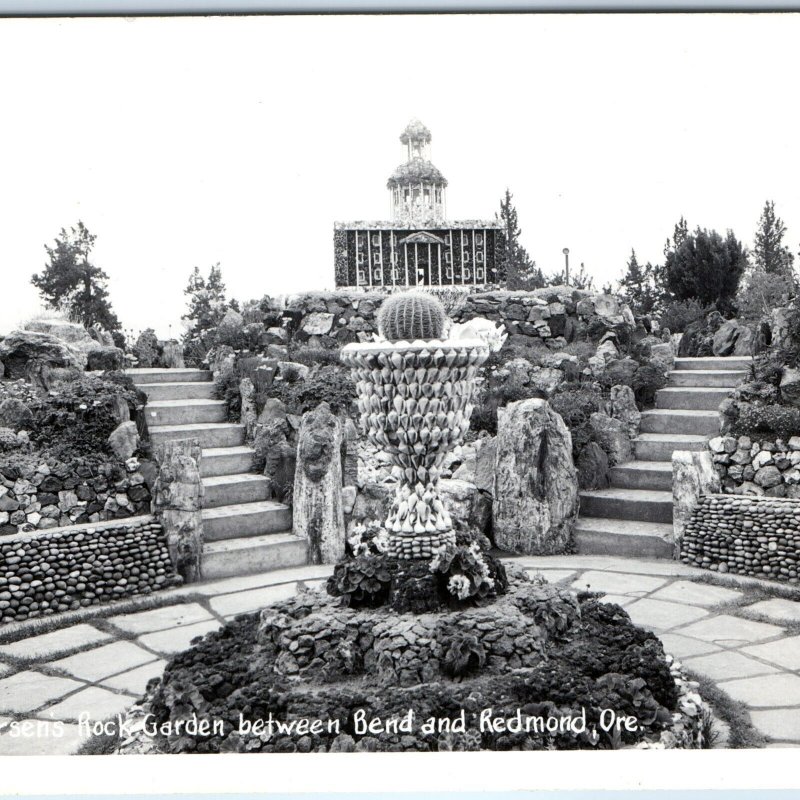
[387,119,447,225]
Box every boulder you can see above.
[90,323,116,347]
[0,330,85,378]
[732,326,754,356]
[577,441,610,490]
[492,398,578,554]
[87,345,124,371]
[162,340,185,369]
[529,366,564,397]
[754,465,783,489]
[257,397,288,426]
[293,402,345,564]
[0,398,33,431]
[108,421,139,460]
[603,358,638,386]
[609,384,641,439]
[24,318,94,348]
[712,320,742,357]
[589,412,632,466]
[133,330,160,368]
[672,450,720,550]
[301,312,335,337]
[217,308,245,341]
[440,478,491,534]
[595,339,619,362]
[254,419,296,502]
[649,342,675,373]
[780,367,800,408]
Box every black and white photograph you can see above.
[0,9,800,770]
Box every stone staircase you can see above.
[127,368,306,579]
[575,356,750,558]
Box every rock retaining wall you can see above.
[0,458,153,536]
[680,494,800,583]
[709,435,800,498]
[281,288,635,351]
[0,515,181,624]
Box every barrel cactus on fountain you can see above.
[341,291,490,560]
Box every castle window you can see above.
[373,267,382,281]
[476,251,484,264]
[463,267,472,281]
[357,252,366,265]
[445,266,454,280]
[476,233,484,246]
[371,234,380,247]
[357,269,367,284]
[463,251,470,263]
[373,251,382,264]
[444,251,452,264]
[475,267,485,281]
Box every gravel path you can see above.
[1,555,799,754]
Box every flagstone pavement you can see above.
[2,554,800,754]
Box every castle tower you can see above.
[388,120,447,225]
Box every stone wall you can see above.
[280,288,634,351]
[452,287,635,347]
[0,458,154,536]
[680,494,800,584]
[0,516,181,624]
[709,435,800,497]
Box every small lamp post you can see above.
[562,247,570,286]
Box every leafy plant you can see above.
[326,555,392,608]
[429,541,507,602]
[731,402,800,439]
[439,632,486,678]
[659,299,714,334]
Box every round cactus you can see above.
[377,291,447,342]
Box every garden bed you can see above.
[116,566,709,753]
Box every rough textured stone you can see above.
[673,450,720,550]
[577,441,610,490]
[780,367,800,408]
[589,412,632,466]
[610,384,641,439]
[293,403,345,564]
[154,439,203,582]
[108,421,139,461]
[493,398,578,554]
[86,345,124,371]
[0,330,85,379]
[161,340,185,369]
[712,319,743,357]
[301,312,335,336]
[0,398,33,431]
[239,377,258,444]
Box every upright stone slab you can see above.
[162,340,185,369]
[154,439,204,582]
[293,402,345,564]
[673,450,720,554]
[493,398,578,554]
[239,377,258,443]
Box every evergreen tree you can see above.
[753,200,795,276]
[31,222,121,330]
[664,226,748,313]
[619,249,658,314]
[182,263,229,338]
[497,189,545,289]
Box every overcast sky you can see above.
[1,13,798,337]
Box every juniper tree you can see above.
[497,189,545,290]
[753,200,795,277]
[182,263,230,338]
[619,249,658,315]
[31,222,121,330]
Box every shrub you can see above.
[736,271,795,323]
[429,541,508,602]
[286,345,343,368]
[27,375,140,459]
[268,364,355,417]
[659,299,713,334]
[550,382,605,458]
[731,402,800,439]
[631,363,668,408]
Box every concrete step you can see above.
[574,517,674,559]
[138,382,217,402]
[668,370,746,388]
[202,500,293,542]
[201,446,255,478]
[202,474,269,509]
[202,533,307,581]
[610,461,672,491]
[673,357,751,371]
[633,433,708,461]
[145,399,227,426]
[128,368,211,384]
[149,423,245,449]
[656,387,730,411]
[580,488,673,524]
[640,409,720,436]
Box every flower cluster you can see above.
[347,520,390,557]
[449,317,508,352]
[430,541,498,602]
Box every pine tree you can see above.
[182,263,229,338]
[753,200,795,276]
[664,227,748,313]
[497,189,545,290]
[619,249,658,314]
[31,222,121,330]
